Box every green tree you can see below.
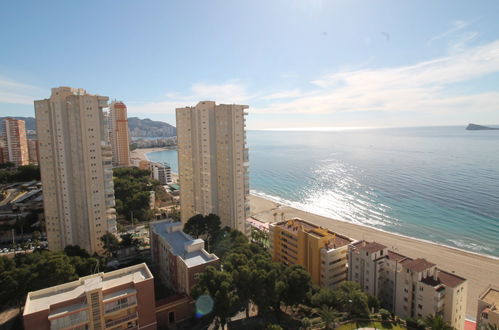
[64,245,91,258]
[100,233,120,256]
[319,306,338,330]
[379,308,391,321]
[191,266,240,329]
[281,265,312,307]
[424,315,454,330]
[368,295,380,312]
[120,233,140,248]
[184,214,205,238]
[311,287,339,308]
[337,281,369,317]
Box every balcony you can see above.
[105,312,138,328]
[104,299,137,315]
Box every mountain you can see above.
[466,123,499,131]
[128,117,176,137]
[0,117,36,133]
[0,116,175,137]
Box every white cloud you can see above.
[0,77,44,105]
[129,81,252,115]
[427,20,470,45]
[252,40,499,116]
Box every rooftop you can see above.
[24,263,152,315]
[274,218,353,248]
[150,220,218,268]
[479,286,499,305]
[353,240,387,253]
[386,250,409,262]
[402,258,436,272]
[246,217,270,232]
[438,269,467,288]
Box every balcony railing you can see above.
[104,299,137,315]
[105,312,138,328]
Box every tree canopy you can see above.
[113,167,157,222]
[183,214,221,252]
[0,247,99,309]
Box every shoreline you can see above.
[131,148,179,182]
[248,193,499,317]
[137,148,497,316]
[251,191,499,261]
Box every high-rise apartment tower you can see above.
[109,101,130,166]
[35,87,117,254]
[2,117,29,166]
[176,101,249,233]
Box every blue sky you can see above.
[1,0,499,129]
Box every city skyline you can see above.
[1,1,499,129]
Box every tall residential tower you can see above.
[35,87,117,254]
[2,117,29,166]
[176,101,249,233]
[109,101,130,167]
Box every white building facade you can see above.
[176,101,249,234]
[35,87,117,254]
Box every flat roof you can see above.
[24,263,152,316]
[150,220,218,268]
[274,218,353,248]
[479,286,499,305]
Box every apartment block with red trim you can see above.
[149,220,219,295]
[23,263,157,330]
[348,240,467,330]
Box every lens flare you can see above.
[195,294,214,318]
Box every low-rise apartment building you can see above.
[149,220,219,295]
[348,240,467,330]
[269,218,354,289]
[23,263,157,330]
[476,286,499,330]
[150,162,172,185]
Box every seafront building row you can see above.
[267,217,468,330]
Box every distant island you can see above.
[466,123,499,131]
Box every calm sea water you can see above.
[147,126,499,258]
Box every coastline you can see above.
[249,193,499,318]
[131,148,179,182]
[138,147,496,317]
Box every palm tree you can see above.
[319,306,338,330]
[424,314,454,330]
[485,324,499,330]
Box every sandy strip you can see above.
[130,147,168,161]
[249,194,498,318]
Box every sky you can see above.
[1,0,499,130]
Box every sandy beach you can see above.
[134,147,497,317]
[249,194,498,318]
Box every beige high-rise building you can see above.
[2,117,29,166]
[109,101,130,166]
[35,87,117,254]
[348,241,467,330]
[176,101,249,233]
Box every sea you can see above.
[146,126,499,258]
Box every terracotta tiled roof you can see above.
[438,269,466,288]
[356,241,387,253]
[403,258,435,272]
[387,250,408,261]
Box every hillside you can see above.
[0,116,176,137]
[0,117,36,133]
[128,117,176,137]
